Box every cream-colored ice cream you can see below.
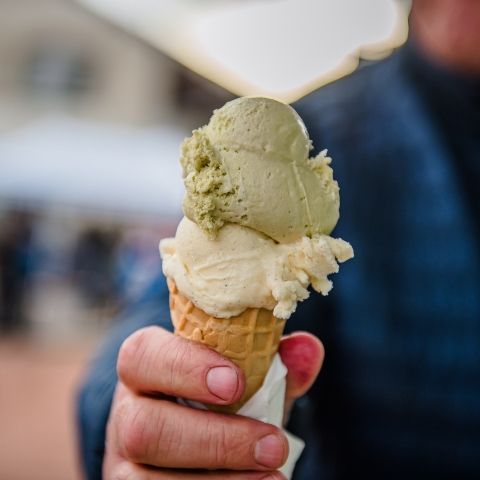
[180,97,339,243]
[160,217,353,320]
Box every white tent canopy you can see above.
[0,118,186,218]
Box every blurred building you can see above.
[0,0,232,131]
[0,0,168,129]
[0,0,228,339]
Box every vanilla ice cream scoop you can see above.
[160,217,353,319]
[180,97,340,243]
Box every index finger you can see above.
[117,326,245,405]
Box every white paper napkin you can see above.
[179,353,304,478]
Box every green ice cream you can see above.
[180,97,340,243]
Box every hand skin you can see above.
[103,326,324,479]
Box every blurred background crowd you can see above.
[0,1,408,478]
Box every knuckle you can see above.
[214,422,231,467]
[263,474,286,480]
[204,418,281,469]
[155,333,205,395]
[116,399,149,462]
[109,462,136,480]
[167,338,201,388]
[202,416,233,468]
[246,474,282,480]
[117,327,156,382]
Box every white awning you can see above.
[0,118,186,218]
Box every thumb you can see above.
[279,332,324,417]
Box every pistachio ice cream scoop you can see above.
[161,217,353,319]
[180,97,340,243]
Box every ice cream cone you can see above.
[167,280,286,413]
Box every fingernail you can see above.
[206,366,238,401]
[254,433,287,468]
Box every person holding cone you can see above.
[78,1,480,478]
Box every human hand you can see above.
[103,326,324,479]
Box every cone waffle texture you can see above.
[167,280,286,413]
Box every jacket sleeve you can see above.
[75,274,172,480]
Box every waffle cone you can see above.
[167,280,286,413]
